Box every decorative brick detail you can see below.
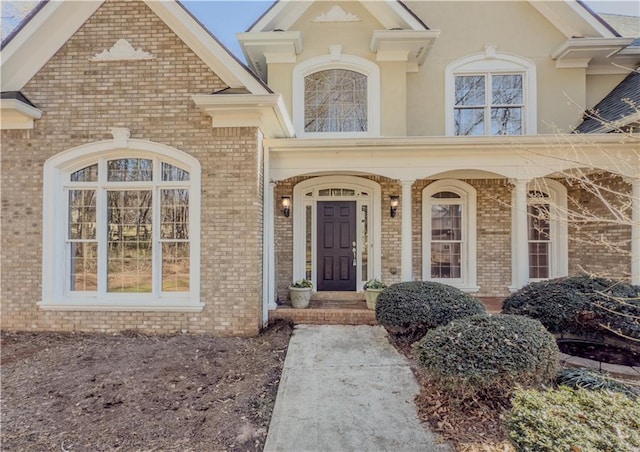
[1,0,263,336]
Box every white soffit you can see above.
[1,2,103,92]
[528,0,619,39]
[551,37,635,70]
[370,30,440,68]
[0,98,43,129]
[237,31,303,81]
[1,0,269,94]
[192,94,295,138]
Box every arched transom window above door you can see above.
[293,55,381,138]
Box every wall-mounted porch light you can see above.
[390,195,399,217]
[282,196,291,217]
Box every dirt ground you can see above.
[1,320,293,452]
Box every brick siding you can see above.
[1,0,263,336]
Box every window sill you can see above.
[38,300,204,312]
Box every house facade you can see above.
[1,0,639,336]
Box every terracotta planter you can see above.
[289,286,312,309]
[365,288,383,310]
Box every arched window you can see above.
[41,140,202,311]
[422,180,478,292]
[293,54,380,137]
[445,48,537,136]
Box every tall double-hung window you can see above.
[42,144,202,311]
[445,48,536,136]
[454,73,523,136]
[422,180,479,292]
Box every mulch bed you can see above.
[1,320,293,451]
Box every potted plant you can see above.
[289,279,313,309]
[364,278,387,310]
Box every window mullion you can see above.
[96,183,108,297]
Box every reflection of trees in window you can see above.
[304,69,367,133]
[454,74,523,136]
[430,192,463,278]
[528,191,551,279]
[67,159,190,295]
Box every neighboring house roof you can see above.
[0,0,271,94]
[575,69,640,133]
[598,13,640,38]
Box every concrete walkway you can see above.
[264,325,451,452]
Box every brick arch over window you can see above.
[445,48,537,136]
[41,138,202,311]
[292,54,380,137]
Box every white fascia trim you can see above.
[292,54,381,138]
[564,0,621,38]
[145,1,268,93]
[360,1,428,31]
[444,50,537,136]
[0,99,43,119]
[249,1,312,32]
[0,99,44,129]
[0,2,103,91]
[192,94,295,138]
[550,37,635,60]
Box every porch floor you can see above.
[269,294,504,326]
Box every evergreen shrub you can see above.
[375,281,486,343]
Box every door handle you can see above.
[352,241,357,266]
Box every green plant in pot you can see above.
[364,278,387,310]
[289,279,313,309]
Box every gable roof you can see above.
[575,69,640,133]
[0,0,270,94]
[248,0,429,32]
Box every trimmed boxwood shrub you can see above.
[508,387,640,451]
[415,314,558,399]
[375,281,486,343]
[502,275,640,340]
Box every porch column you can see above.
[511,179,530,290]
[265,181,278,311]
[632,178,640,285]
[401,179,414,281]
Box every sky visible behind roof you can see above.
[2,0,639,63]
[183,0,639,62]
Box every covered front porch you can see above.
[261,135,639,325]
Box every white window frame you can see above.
[445,49,537,136]
[422,180,479,292]
[292,176,382,291]
[41,139,202,311]
[293,54,380,138]
[523,178,568,282]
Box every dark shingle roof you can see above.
[0,91,37,107]
[575,70,640,133]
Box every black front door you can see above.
[317,201,357,291]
